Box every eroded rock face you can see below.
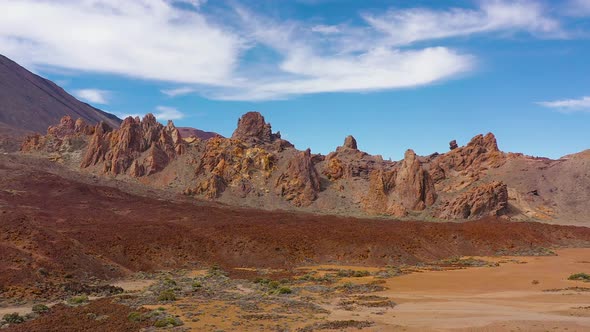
[430,133,505,183]
[191,136,275,199]
[395,149,437,211]
[438,181,508,220]
[231,112,274,144]
[80,114,184,176]
[363,150,436,216]
[275,149,321,207]
[343,135,358,150]
[323,136,375,181]
[21,116,94,153]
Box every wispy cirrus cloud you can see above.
[363,0,563,46]
[161,87,197,97]
[154,106,185,120]
[537,96,590,112]
[74,89,110,105]
[0,0,575,101]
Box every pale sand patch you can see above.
[326,248,590,331]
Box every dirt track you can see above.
[2,154,590,300]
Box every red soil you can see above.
[1,155,590,299]
[6,298,150,332]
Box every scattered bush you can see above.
[207,264,227,277]
[192,281,202,289]
[127,312,143,322]
[2,313,25,324]
[32,304,49,314]
[568,273,590,281]
[163,278,177,287]
[68,295,89,305]
[531,280,540,285]
[276,286,292,294]
[154,316,183,328]
[337,270,371,278]
[157,290,177,302]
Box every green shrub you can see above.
[127,312,142,322]
[276,286,292,294]
[2,313,25,324]
[154,316,183,328]
[207,264,227,277]
[157,290,176,302]
[32,304,49,314]
[192,281,202,289]
[68,295,89,305]
[568,273,590,281]
[163,278,177,287]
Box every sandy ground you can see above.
[325,248,590,331]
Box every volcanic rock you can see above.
[21,116,95,153]
[449,140,458,150]
[231,112,274,144]
[395,149,437,211]
[430,133,505,183]
[343,135,358,150]
[275,148,321,207]
[438,181,509,219]
[80,114,184,176]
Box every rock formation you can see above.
[191,136,275,199]
[343,135,358,150]
[438,181,508,219]
[449,140,458,150]
[21,116,94,153]
[395,149,437,211]
[21,112,543,221]
[81,114,184,177]
[430,133,506,183]
[363,150,436,216]
[323,136,375,181]
[275,149,321,207]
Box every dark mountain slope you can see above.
[0,54,121,133]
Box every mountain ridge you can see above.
[20,111,590,225]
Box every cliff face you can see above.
[22,112,584,222]
[80,114,185,177]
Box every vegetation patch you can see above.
[568,273,590,282]
[154,316,183,328]
[299,320,374,331]
[157,290,177,302]
[32,304,50,313]
[68,295,89,305]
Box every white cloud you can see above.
[74,89,110,104]
[0,0,244,85]
[161,87,197,97]
[537,96,590,112]
[363,0,562,46]
[311,25,341,34]
[212,47,473,100]
[154,106,185,120]
[564,0,590,16]
[0,0,570,101]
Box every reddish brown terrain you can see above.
[1,54,589,331]
[2,154,590,300]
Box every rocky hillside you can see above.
[21,112,590,224]
[0,54,121,134]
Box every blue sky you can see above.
[1,0,590,159]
